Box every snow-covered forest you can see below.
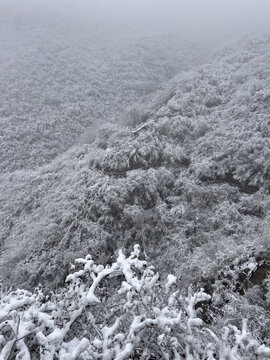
[1,0,270,358]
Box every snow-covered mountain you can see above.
[1,0,270,352]
[1,32,270,345]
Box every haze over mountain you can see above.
[0,1,270,358]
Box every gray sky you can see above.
[1,0,270,42]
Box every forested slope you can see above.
[0,25,205,173]
[1,35,270,354]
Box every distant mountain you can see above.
[0,23,206,173]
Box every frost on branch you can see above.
[0,245,269,359]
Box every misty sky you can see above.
[1,0,270,42]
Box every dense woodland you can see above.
[0,5,270,358]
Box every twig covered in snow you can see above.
[0,245,269,359]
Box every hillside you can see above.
[0,24,206,173]
[1,35,270,349]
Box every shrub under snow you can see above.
[0,245,269,359]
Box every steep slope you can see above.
[0,21,206,173]
[1,35,270,341]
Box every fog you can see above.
[1,0,270,43]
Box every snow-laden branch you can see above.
[1,245,269,359]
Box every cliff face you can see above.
[1,35,270,342]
